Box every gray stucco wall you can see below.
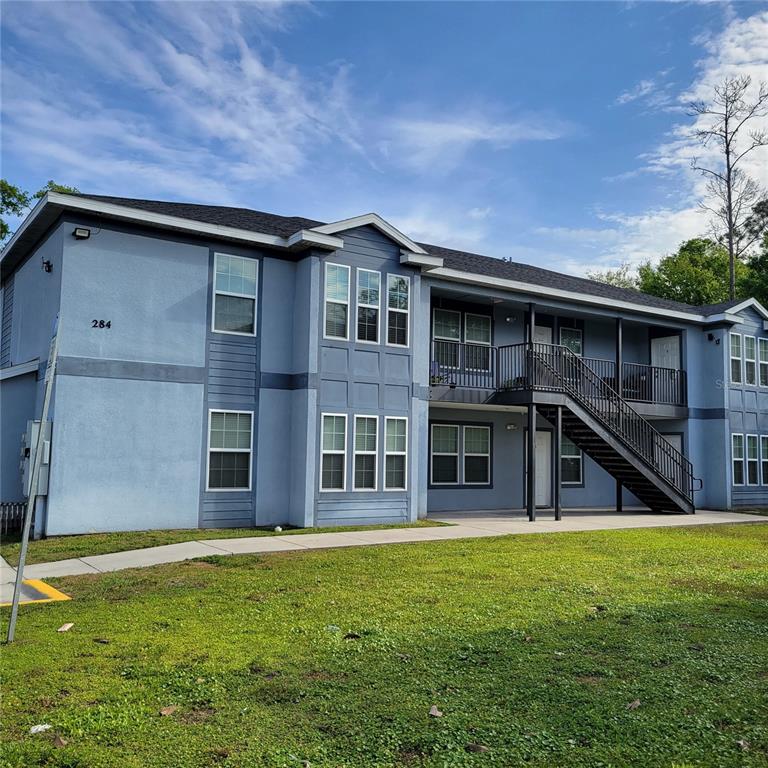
[0,371,37,502]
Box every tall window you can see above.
[431,424,459,484]
[387,275,410,347]
[465,314,492,371]
[759,339,768,387]
[560,327,583,356]
[207,411,252,490]
[730,333,743,384]
[745,336,757,386]
[463,426,491,484]
[212,254,258,335]
[384,417,408,489]
[746,435,759,485]
[356,270,380,343]
[561,436,583,485]
[353,416,378,490]
[324,264,350,340]
[761,436,768,485]
[321,414,347,490]
[732,434,745,486]
[433,309,461,367]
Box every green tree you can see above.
[740,232,768,308]
[637,238,750,306]
[1,179,80,243]
[586,262,638,289]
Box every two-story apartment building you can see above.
[1,192,767,536]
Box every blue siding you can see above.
[1,275,13,367]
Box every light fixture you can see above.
[506,423,518,431]
[505,316,516,324]
[72,227,91,240]
[41,258,53,273]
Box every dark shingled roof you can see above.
[69,193,727,316]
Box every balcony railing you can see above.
[430,341,687,407]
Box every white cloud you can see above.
[616,79,656,105]
[468,206,493,220]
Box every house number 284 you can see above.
[91,320,112,329]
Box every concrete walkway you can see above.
[0,511,763,595]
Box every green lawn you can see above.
[2,524,767,767]
[0,520,444,566]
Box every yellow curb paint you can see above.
[0,579,71,607]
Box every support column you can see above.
[615,317,624,514]
[554,406,562,521]
[527,303,536,343]
[527,404,536,522]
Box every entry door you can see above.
[651,335,681,370]
[535,431,552,507]
[534,325,553,345]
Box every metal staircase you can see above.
[496,343,697,514]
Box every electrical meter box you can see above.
[20,420,52,497]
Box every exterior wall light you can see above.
[72,227,91,240]
[41,258,53,273]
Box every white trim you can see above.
[0,195,49,260]
[710,298,768,321]
[761,435,768,486]
[356,268,381,345]
[432,307,462,342]
[211,253,258,337]
[730,332,743,385]
[206,409,254,492]
[0,358,39,380]
[732,433,745,487]
[352,414,379,491]
[310,213,428,255]
[400,249,443,269]
[430,423,460,486]
[462,425,491,486]
[286,230,344,250]
[464,313,492,372]
[323,263,350,341]
[559,326,583,357]
[746,434,760,486]
[320,412,347,492]
[386,273,410,348]
[384,416,408,491]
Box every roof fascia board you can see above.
[286,230,344,251]
[400,249,444,270]
[0,358,40,380]
[310,213,428,255]
[711,298,768,321]
[429,266,709,324]
[0,194,49,264]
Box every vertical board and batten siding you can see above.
[728,306,768,508]
[315,226,417,526]
[0,275,14,367]
[200,249,261,528]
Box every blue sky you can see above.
[2,1,767,275]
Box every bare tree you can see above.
[690,75,768,299]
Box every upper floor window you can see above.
[745,336,757,386]
[560,327,583,356]
[387,275,410,347]
[433,309,461,367]
[465,315,492,371]
[356,269,380,344]
[212,254,258,335]
[432,309,492,370]
[730,333,742,384]
[324,264,350,340]
[759,339,768,387]
[732,433,745,486]
[207,410,253,490]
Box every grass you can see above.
[1,523,767,767]
[0,520,444,567]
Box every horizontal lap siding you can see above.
[208,339,258,399]
[316,497,408,527]
[201,494,254,528]
[732,488,768,508]
[1,276,14,367]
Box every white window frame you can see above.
[430,423,460,486]
[386,274,410,348]
[759,338,768,388]
[206,409,254,492]
[355,269,381,345]
[353,414,378,491]
[384,416,408,490]
[761,435,768,485]
[561,435,583,486]
[462,425,491,486]
[211,253,258,337]
[560,327,583,357]
[464,314,492,372]
[730,333,743,384]
[732,433,745,486]
[323,263,350,341]
[746,434,759,486]
[320,413,348,492]
[744,335,757,386]
[432,308,462,370]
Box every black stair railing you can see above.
[498,342,695,503]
